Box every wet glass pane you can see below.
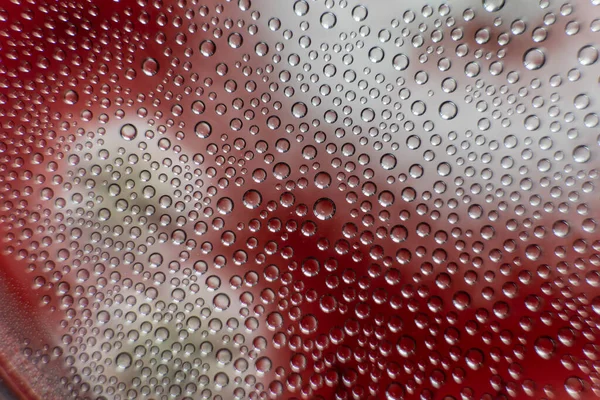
[0,0,599,399]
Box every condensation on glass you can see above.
[0,0,599,399]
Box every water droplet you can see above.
[465,348,484,370]
[199,40,216,57]
[119,124,137,141]
[195,121,212,138]
[523,48,546,70]
[386,383,405,400]
[439,101,458,120]
[255,357,272,374]
[573,145,591,163]
[294,0,309,16]
[320,12,337,29]
[369,47,385,63]
[578,45,598,65]
[552,220,570,237]
[243,189,262,209]
[292,102,308,118]
[213,293,231,311]
[392,53,409,71]
[255,42,269,56]
[63,90,79,105]
[380,153,397,170]
[534,336,556,359]
[116,352,132,369]
[397,335,416,357]
[482,0,505,12]
[227,32,243,48]
[352,5,368,21]
[141,57,159,76]
[313,198,336,220]
[361,107,375,122]
[216,348,232,366]
[565,376,585,399]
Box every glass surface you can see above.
[0,0,599,399]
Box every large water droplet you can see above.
[523,48,546,70]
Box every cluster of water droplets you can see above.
[0,0,599,399]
